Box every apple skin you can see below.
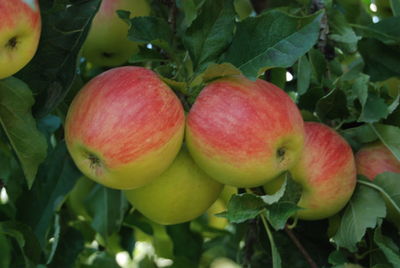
[355,142,400,180]
[264,122,357,220]
[124,147,224,225]
[355,142,400,228]
[0,0,41,79]
[82,0,150,67]
[65,66,185,190]
[186,76,305,188]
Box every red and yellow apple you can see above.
[355,142,400,228]
[264,122,357,220]
[355,142,400,180]
[0,0,41,79]
[65,66,185,190]
[82,0,150,67]
[186,76,305,188]
[124,147,224,225]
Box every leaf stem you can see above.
[260,212,282,268]
[284,225,318,268]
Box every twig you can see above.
[284,225,318,268]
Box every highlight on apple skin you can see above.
[355,142,400,180]
[264,122,357,220]
[82,0,151,67]
[0,0,41,79]
[124,147,224,225]
[65,66,185,190]
[186,75,305,188]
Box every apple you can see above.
[124,147,224,225]
[82,0,150,67]
[355,142,400,180]
[355,142,400,228]
[264,122,357,220]
[0,0,41,79]
[65,66,185,190]
[186,75,305,188]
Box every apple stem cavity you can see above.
[87,153,102,169]
[6,37,18,49]
[102,52,114,58]
[276,147,286,162]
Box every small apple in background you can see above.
[124,147,224,225]
[186,76,305,188]
[264,122,357,220]
[82,0,150,67]
[355,142,400,180]
[0,0,41,79]
[355,142,400,228]
[65,66,185,190]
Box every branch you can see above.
[284,225,318,268]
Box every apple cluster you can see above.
[65,65,363,225]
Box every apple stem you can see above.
[284,225,318,268]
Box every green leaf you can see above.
[16,0,101,117]
[369,123,400,161]
[176,0,205,30]
[374,224,400,266]
[221,193,266,223]
[224,10,323,80]
[359,38,400,81]
[296,55,311,95]
[329,9,360,53]
[358,93,390,123]
[0,221,42,266]
[48,227,84,268]
[166,223,203,267]
[353,17,400,45]
[15,142,81,248]
[316,88,350,121]
[0,232,11,268]
[126,16,172,44]
[392,0,400,16]
[0,77,47,188]
[332,185,386,252]
[341,124,378,148]
[265,202,301,230]
[261,215,282,268]
[183,0,235,71]
[85,185,128,240]
[359,173,400,216]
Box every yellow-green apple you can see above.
[124,147,224,225]
[355,142,400,180]
[82,0,150,67]
[355,142,400,228]
[186,76,305,188]
[66,176,96,220]
[65,66,185,190]
[207,199,228,230]
[264,122,357,220]
[0,0,41,79]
